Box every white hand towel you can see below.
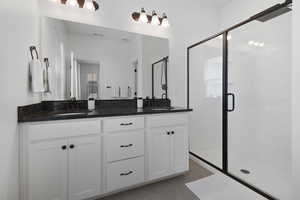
[29,59,45,93]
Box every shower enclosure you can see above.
[152,57,168,99]
[188,1,292,199]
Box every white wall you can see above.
[292,0,300,199]
[0,0,40,199]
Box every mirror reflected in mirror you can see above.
[40,17,169,101]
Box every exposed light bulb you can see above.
[259,42,265,47]
[139,8,148,23]
[161,13,170,28]
[248,41,254,45]
[67,0,79,7]
[151,11,160,25]
[253,42,259,46]
[84,0,95,11]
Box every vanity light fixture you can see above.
[66,0,79,7]
[132,8,170,28]
[151,11,160,25]
[49,0,100,11]
[84,0,95,11]
[139,8,149,23]
[161,13,170,28]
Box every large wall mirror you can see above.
[40,17,169,100]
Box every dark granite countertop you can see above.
[18,107,193,123]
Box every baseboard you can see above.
[189,154,219,174]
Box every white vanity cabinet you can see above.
[147,114,189,180]
[68,136,101,200]
[20,119,102,200]
[147,128,171,179]
[28,139,69,200]
[20,113,189,200]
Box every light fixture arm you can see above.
[57,0,100,11]
[132,11,166,25]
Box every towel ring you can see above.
[29,46,39,60]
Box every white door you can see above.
[28,139,68,200]
[172,126,189,173]
[147,128,171,180]
[68,136,101,200]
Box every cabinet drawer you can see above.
[106,131,144,162]
[27,120,101,141]
[103,117,144,132]
[107,157,145,192]
[147,114,188,128]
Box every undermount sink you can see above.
[151,107,175,111]
[54,112,89,116]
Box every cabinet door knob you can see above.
[167,132,170,135]
[69,144,75,149]
[171,131,175,135]
[61,145,67,150]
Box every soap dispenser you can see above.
[137,97,143,108]
[88,97,95,110]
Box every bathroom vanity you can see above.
[18,102,191,200]
[18,15,192,200]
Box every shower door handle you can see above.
[227,93,235,112]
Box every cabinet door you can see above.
[172,126,189,173]
[147,128,171,180]
[28,139,68,200]
[68,136,101,200]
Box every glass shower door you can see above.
[189,36,224,169]
[227,12,292,199]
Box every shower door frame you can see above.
[187,1,292,200]
[152,56,169,99]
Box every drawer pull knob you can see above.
[61,145,67,150]
[120,122,133,126]
[69,144,75,149]
[120,144,133,148]
[171,131,175,135]
[120,171,133,176]
[167,132,170,135]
